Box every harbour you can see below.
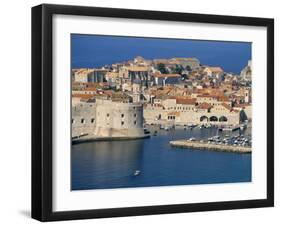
[72,125,251,190]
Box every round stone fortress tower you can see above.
[72,99,148,142]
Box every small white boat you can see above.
[134,170,141,176]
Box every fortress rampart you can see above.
[72,99,147,141]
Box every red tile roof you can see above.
[197,102,212,109]
[217,95,230,102]
[72,94,95,99]
[84,87,97,91]
[234,103,251,108]
[221,103,232,111]
[205,67,223,73]
[176,98,196,105]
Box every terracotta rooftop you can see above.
[197,94,217,98]
[205,67,223,73]
[234,103,251,108]
[217,95,230,102]
[197,93,230,102]
[197,102,212,110]
[176,98,196,105]
[154,94,171,100]
[221,103,232,111]
[72,94,95,99]
[84,87,97,91]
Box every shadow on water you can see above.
[72,139,145,190]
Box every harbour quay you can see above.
[169,140,251,153]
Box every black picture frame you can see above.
[32,3,274,222]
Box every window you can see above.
[121,114,124,118]
[107,113,110,117]
[134,121,137,125]
[134,113,137,117]
[91,118,95,123]
[81,118,85,123]
[121,121,124,126]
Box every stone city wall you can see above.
[144,108,241,125]
[72,99,145,139]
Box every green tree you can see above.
[157,63,168,74]
[172,65,183,74]
[185,65,191,71]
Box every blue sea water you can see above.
[71,127,251,190]
[71,34,251,74]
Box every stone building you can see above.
[88,69,109,83]
[196,94,232,106]
[119,66,150,86]
[74,68,108,83]
[240,60,252,81]
[203,67,224,79]
[72,99,147,141]
[152,73,181,86]
[74,68,94,83]
[170,57,200,70]
[143,98,243,126]
[132,78,141,103]
[133,56,152,66]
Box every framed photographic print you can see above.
[32,4,274,221]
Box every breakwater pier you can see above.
[169,140,251,153]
